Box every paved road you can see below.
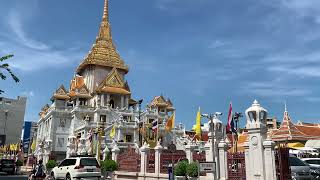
[0,175,28,180]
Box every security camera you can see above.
[201,114,209,118]
[215,112,223,116]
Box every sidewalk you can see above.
[20,166,33,175]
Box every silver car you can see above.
[290,156,313,180]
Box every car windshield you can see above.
[80,158,98,166]
[1,160,14,165]
[305,160,320,165]
[290,157,307,166]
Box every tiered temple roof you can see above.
[271,109,320,141]
[77,0,129,74]
[271,110,309,141]
[51,85,69,100]
[95,68,131,95]
[68,76,91,99]
[150,96,175,110]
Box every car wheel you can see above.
[66,174,71,180]
[51,172,56,180]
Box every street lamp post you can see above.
[138,99,143,147]
[202,112,223,180]
[233,112,242,153]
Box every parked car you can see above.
[302,158,320,169]
[0,159,15,175]
[301,158,320,179]
[289,156,314,180]
[50,157,101,180]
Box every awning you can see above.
[305,140,320,149]
[287,142,305,149]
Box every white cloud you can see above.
[208,40,228,49]
[21,91,34,97]
[0,4,85,72]
[242,79,311,97]
[7,10,49,51]
[305,97,320,103]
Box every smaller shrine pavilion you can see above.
[271,107,320,143]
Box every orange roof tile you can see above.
[271,110,312,141]
[99,86,131,95]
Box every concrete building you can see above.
[0,96,27,145]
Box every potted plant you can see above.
[46,160,57,174]
[15,160,23,174]
[186,162,199,180]
[174,160,188,180]
[101,159,118,179]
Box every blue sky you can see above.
[1,0,320,129]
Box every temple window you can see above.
[125,135,132,142]
[109,99,115,108]
[100,115,106,122]
[248,111,256,122]
[79,98,87,106]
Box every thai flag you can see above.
[152,119,158,132]
[226,102,233,133]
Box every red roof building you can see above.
[271,109,320,142]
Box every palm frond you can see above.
[0,55,14,62]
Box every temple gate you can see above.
[227,152,246,180]
[117,146,140,172]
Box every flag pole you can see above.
[156,118,159,142]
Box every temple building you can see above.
[271,108,320,142]
[34,0,186,163]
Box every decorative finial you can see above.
[103,0,109,21]
[284,101,287,112]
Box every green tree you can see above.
[0,55,19,94]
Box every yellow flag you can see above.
[31,139,36,153]
[195,107,201,140]
[165,112,175,132]
[109,124,116,138]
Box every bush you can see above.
[46,160,57,169]
[186,162,199,177]
[15,160,23,166]
[174,160,188,176]
[101,159,118,172]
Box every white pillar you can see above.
[218,140,228,180]
[140,142,150,174]
[121,96,124,109]
[103,146,110,161]
[244,141,250,179]
[185,144,195,163]
[263,140,276,180]
[154,141,163,175]
[107,94,110,106]
[111,144,120,161]
[101,94,105,107]
[205,134,214,178]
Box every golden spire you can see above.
[77,0,129,74]
[103,0,108,21]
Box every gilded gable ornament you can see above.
[59,119,66,128]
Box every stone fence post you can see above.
[111,143,120,161]
[154,141,163,175]
[185,143,196,163]
[140,142,150,174]
[218,140,228,180]
[103,146,110,161]
[263,139,276,179]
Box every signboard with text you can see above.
[199,162,216,173]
